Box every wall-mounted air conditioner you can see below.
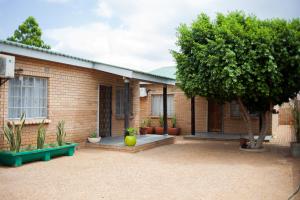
[0,54,15,78]
[140,87,147,97]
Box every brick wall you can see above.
[140,84,262,135]
[0,55,140,149]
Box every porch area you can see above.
[85,134,175,153]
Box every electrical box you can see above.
[0,54,15,78]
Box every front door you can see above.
[208,100,222,132]
[99,85,112,137]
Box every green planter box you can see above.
[0,143,78,167]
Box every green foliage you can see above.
[290,99,300,143]
[56,121,66,146]
[159,115,164,127]
[171,115,177,128]
[89,131,97,138]
[37,120,46,149]
[126,127,137,136]
[141,118,151,127]
[172,11,300,113]
[7,16,51,49]
[3,114,25,152]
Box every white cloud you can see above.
[44,0,71,3]
[95,1,113,18]
[45,0,300,71]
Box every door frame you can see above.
[207,99,224,133]
[97,84,112,137]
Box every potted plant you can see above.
[0,118,78,167]
[139,120,148,135]
[290,99,300,157]
[168,115,181,135]
[154,115,164,135]
[140,118,153,134]
[124,127,137,146]
[88,131,101,143]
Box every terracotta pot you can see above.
[154,127,164,135]
[240,138,248,149]
[146,127,154,134]
[139,127,147,135]
[168,128,181,135]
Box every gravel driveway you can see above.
[0,138,299,200]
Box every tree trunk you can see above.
[256,104,272,148]
[237,97,255,148]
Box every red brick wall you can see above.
[0,55,140,149]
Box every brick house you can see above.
[140,66,265,137]
[0,40,175,149]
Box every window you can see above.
[230,100,240,117]
[115,87,133,117]
[8,76,48,119]
[230,101,259,118]
[151,94,174,116]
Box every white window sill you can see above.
[7,119,51,125]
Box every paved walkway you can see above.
[0,138,299,200]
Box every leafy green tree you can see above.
[172,12,300,148]
[7,16,50,49]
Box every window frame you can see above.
[150,94,174,117]
[115,87,133,118]
[8,76,48,120]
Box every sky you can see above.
[0,0,299,72]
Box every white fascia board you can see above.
[132,71,176,85]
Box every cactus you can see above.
[56,120,66,146]
[3,113,25,152]
[37,120,46,149]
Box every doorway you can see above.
[99,85,112,137]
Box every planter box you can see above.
[168,128,181,135]
[0,143,78,167]
[140,127,154,135]
[154,127,164,135]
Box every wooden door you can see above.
[99,85,112,137]
[208,100,222,132]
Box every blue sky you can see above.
[0,0,299,71]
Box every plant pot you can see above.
[168,128,181,135]
[154,127,164,135]
[291,142,300,157]
[125,135,136,146]
[0,143,78,167]
[139,127,147,135]
[88,137,101,143]
[146,127,154,134]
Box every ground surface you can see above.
[0,138,299,200]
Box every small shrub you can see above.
[159,115,164,127]
[171,115,177,128]
[56,120,66,146]
[3,113,25,152]
[89,131,97,138]
[126,127,137,136]
[37,120,46,149]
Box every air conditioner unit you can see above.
[140,87,147,97]
[0,54,15,78]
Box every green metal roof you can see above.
[150,66,176,79]
[0,40,176,84]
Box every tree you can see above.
[172,11,300,148]
[7,16,50,49]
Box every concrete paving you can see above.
[0,138,299,200]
